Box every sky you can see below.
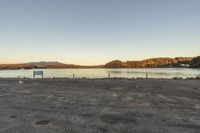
[0,0,200,65]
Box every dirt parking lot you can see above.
[0,78,200,133]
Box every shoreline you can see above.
[0,77,200,80]
[0,67,199,70]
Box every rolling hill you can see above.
[0,56,199,70]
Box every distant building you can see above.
[180,64,190,68]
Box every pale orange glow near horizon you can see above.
[0,53,199,65]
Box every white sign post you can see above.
[33,71,44,78]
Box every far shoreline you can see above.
[0,77,200,80]
[0,67,200,71]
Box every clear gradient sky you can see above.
[0,0,200,65]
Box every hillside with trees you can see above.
[190,56,200,68]
[0,56,199,70]
[104,57,193,68]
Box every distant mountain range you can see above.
[0,56,199,70]
[25,61,83,68]
[26,61,67,67]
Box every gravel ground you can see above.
[0,78,200,133]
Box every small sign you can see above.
[33,71,44,78]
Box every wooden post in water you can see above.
[33,72,35,79]
[146,73,148,79]
[73,73,75,79]
[108,73,111,78]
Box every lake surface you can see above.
[0,68,200,79]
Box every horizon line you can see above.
[0,55,197,66]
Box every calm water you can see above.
[0,68,200,79]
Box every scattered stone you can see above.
[35,120,50,125]
[10,115,17,119]
[19,81,24,84]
